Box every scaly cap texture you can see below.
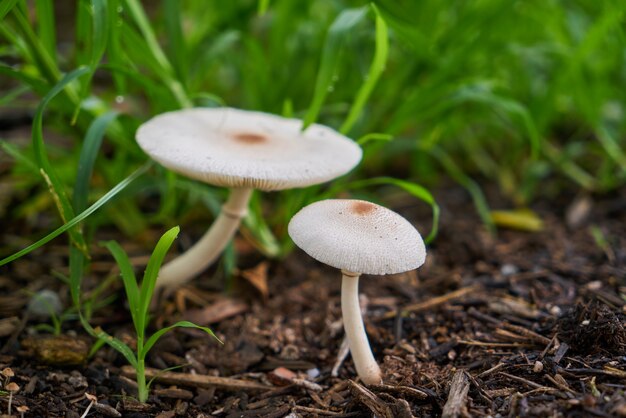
[136,108,362,191]
[288,199,426,275]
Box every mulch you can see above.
[0,182,625,417]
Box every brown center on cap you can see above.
[231,132,267,144]
[350,201,377,215]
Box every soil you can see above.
[1,170,626,417]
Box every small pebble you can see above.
[500,264,518,276]
[27,290,62,317]
[306,368,320,379]
[533,361,543,373]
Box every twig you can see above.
[348,380,395,418]
[381,286,479,320]
[120,366,273,392]
[442,370,470,418]
[499,372,543,390]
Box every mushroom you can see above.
[5,382,19,416]
[136,107,362,289]
[288,199,426,384]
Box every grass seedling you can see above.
[85,226,220,403]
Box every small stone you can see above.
[533,361,544,373]
[500,264,518,276]
[306,368,320,379]
[26,289,62,317]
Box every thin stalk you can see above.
[341,270,382,385]
[156,188,253,288]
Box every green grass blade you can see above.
[0,0,19,21]
[93,327,138,367]
[346,176,440,243]
[90,0,109,67]
[103,240,140,332]
[258,0,270,15]
[163,0,187,86]
[34,0,56,65]
[123,0,191,108]
[69,246,85,308]
[340,4,389,134]
[10,6,61,86]
[426,145,495,233]
[0,65,48,95]
[73,111,119,214]
[0,162,152,267]
[141,321,220,359]
[33,66,90,253]
[138,226,180,332]
[357,132,392,146]
[302,7,368,129]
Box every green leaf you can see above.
[340,4,389,134]
[137,226,180,335]
[103,240,140,333]
[73,111,119,214]
[302,7,368,129]
[425,145,495,233]
[163,0,187,86]
[0,0,19,21]
[90,0,109,67]
[357,132,393,146]
[0,162,152,267]
[258,0,270,15]
[345,176,440,243]
[141,321,220,359]
[32,66,90,254]
[94,327,138,367]
[35,0,56,65]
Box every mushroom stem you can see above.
[156,187,253,288]
[340,270,382,385]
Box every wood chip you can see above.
[182,298,248,325]
[121,366,273,392]
[442,370,470,418]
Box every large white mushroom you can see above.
[136,108,362,289]
[288,199,426,385]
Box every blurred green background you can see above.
[1,0,625,265]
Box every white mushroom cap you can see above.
[136,108,362,191]
[288,199,426,275]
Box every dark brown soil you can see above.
[1,178,625,417]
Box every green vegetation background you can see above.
[1,0,625,267]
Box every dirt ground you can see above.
[0,181,625,417]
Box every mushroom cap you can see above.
[288,199,426,275]
[6,382,19,391]
[136,108,362,191]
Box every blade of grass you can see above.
[340,3,388,134]
[163,0,187,86]
[33,66,90,253]
[34,0,56,65]
[137,226,180,337]
[103,240,140,331]
[0,162,152,267]
[142,321,220,358]
[302,6,368,129]
[0,0,18,21]
[123,0,191,108]
[258,0,270,15]
[426,145,495,233]
[73,111,119,214]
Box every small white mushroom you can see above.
[288,199,426,385]
[136,108,362,289]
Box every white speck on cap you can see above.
[288,199,426,275]
[136,108,362,191]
